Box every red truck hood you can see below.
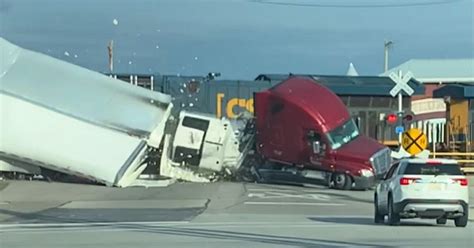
[334,135,385,163]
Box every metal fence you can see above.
[445,123,473,152]
[430,152,474,174]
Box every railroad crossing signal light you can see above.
[386,113,398,124]
[385,112,414,125]
[403,114,414,122]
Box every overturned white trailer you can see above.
[0,38,172,187]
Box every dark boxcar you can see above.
[154,75,277,118]
[107,73,424,145]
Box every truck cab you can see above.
[254,76,391,190]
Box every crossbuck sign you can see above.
[389,71,415,97]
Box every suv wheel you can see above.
[455,208,468,228]
[332,173,353,190]
[374,195,384,224]
[436,218,447,225]
[387,195,400,226]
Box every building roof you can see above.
[255,74,425,96]
[381,59,474,83]
[433,84,474,99]
[346,63,359,76]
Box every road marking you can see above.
[0,216,370,228]
[244,201,345,206]
[0,220,189,229]
[247,188,296,192]
[0,223,361,234]
[247,188,331,193]
[248,192,331,201]
[247,188,328,193]
[0,216,378,233]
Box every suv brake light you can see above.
[426,160,442,165]
[400,177,420,185]
[452,178,468,186]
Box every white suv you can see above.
[374,158,469,227]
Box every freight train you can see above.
[433,84,474,152]
[107,73,425,147]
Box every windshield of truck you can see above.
[326,119,359,150]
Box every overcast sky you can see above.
[1,0,473,79]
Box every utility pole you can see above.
[384,40,393,72]
[397,70,403,143]
[108,40,114,73]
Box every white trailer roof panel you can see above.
[0,38,171,138]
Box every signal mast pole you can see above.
[398,70,403,143]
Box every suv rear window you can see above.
[403,163,463,176]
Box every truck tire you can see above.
[387,195,400,226]
[455,208,468,227]
[374,195,385,224]
[332,173,352,190]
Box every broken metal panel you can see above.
[199,116,236,172]
[0,38,172,147]
[169,111,253,175]
[172,111,225,171]
[0,93,148,187]
[160,134,212,183]
[158,111,247,183]
[171,113,206,163]
[197,112,254,173]
[221,115,255,171]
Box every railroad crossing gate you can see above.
[402,128,428,156]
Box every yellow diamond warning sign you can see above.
[402,128,428,156]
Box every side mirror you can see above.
[312,141,321,154]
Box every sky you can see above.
[0,0,473,79]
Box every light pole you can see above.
[109,19,119,73]
[108,40,114,73]
[384,40,393,72]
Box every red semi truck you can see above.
[248,76,392,190]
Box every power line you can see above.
[250,0,468,8]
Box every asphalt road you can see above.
[0,180,473,248]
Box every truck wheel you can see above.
[374,195,385,224]
[455,208,468,227]
[332,173,352,190]
[387,195,400,226]
[436,218,447,225]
